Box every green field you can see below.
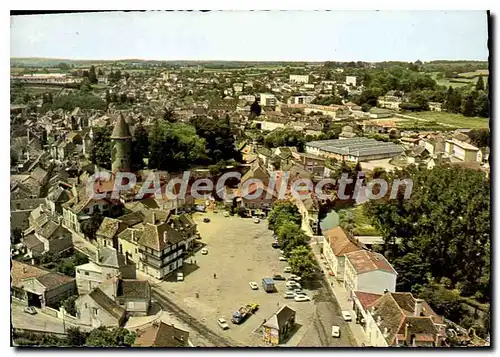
[431,71,488,88]
[337,205,380,236]
[409,111,489,129]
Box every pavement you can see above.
[11,299,90,334]
[152,211,318,347]
[310,241,368,346]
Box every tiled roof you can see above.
[96,217,127,239]
[89,287,125,321]
[345,250,397,275]
[139,222,185,251]
[36,272,74,290]
[134,321,189,347]
[117,279,150,299]
[323,227,362,256]
[111,113,132,139]
[353,291,382,310]
[11,261,47,288]
[263,305,295,330]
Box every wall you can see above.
[45,280,76,307]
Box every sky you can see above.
[10,11,489,62]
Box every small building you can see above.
[76,286,126,328]
[322,227,363,281]
[289,74,310,84]
[346,76,357,86]
[133,321,190,347]
[262,305,296,345]
[344,250,397,297]
[11,261,76,308]
[444,139,482,163]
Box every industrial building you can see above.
[305,137,405,162]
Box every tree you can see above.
[62,295,78,316]
[444,86,462,114]
[86,327,136,347]
[325,71,332,80]
[249,99,262,120]
[88,65,98,84]
[148,121,207,171]
[66,327,87,346]
[97,68,104,76]
[190,115,242,164]
[58,62,71,71]
[80,77,92,93]
[11,227,23,245]
[288,246,317,280]
[474,91,489,118]
[276,222,309,255]
[131,124,149,171]
[461,94,476,117]
[467,128,490,148]
[392,253,431,292]
[267,201,302,231]
[264,128,306,152]
[90,126,113,169]
[162,107,177,123]
[81,209,104,241]
[476,76,485,91]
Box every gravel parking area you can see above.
[154,211,317,346]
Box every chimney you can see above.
[163,231,168,243]
[23,267,27,273]
[131,230,135,242]
[152,213,156,224]
[414,298,424,316]
[377,316,382,325]
[384,288,389,294]
[383,327,388,336]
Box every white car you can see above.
[279,256,287,261]
[24,306,37,315]
[249,281,259,290]
[223,211,230,217]
[201,248,208,255]
[342,310,352,321]
[177,272,184,281]
[283,291,295,299]
[294,295,311,302]
[217,318,230,330]
[253,218,260,224]
[288,274,301,281]
[294,289,306,296]
[331,325,341,338]
[283,267,292,273]
[279,250,285,255]
[285,281,299,289]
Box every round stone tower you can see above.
[111,113,132,173]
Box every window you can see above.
[135,248,138,254]
[84,303,87,309]
[93,307,98,316]
[169,263,175,271]
[84,272,89,276]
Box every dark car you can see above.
[273,274,286,281]
[203,217,210,223]
[272,242,279,249]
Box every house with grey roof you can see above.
[262,305,296,345]
[76,286,126,328]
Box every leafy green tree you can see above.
[277,222,309,255]
[461,94,476,117]
[288,246,317,280]
[81,209,104,241]
[476,76,485,91]
[58,62,71,71]
[249,99,262,120]
[264,128,306,152]
[467,129,490,148]
[66,327,87,346]
[90,126,113,169]
[444,86,462,114]
[392,253,431,292]
[190,115,242,164]
[474,91,489,118]
[97,68,104,76]
[11,227,23,245]
[148,121,207,171]
[88,65,98,84]
[62,295,78,316]
[131,124,149,171]
[267,201,302,231]
[162,107,177,123]
[86,327,135,347]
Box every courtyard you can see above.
[154,210,318,346]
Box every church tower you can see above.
[111,113,132,173]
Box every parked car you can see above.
[279,250,285,255]
[342,311,352,321]
[294,295,311,302]
[283,291,295,299]
[177,272,184,281]
[288,274,301,281]
[272,242,280,249]
[285,281,299,289]
[283,267,292,273]
[279,256,287,261]
[203,217,210,223]
[331,325,341,338]
[223,211,230,217]
[201,248,208,255]
[218,318,230,330]
[272,274,286,281]
[253,218,260,224]
[249,281,259,290]
[195,233,202,240]
[24,306,37,315]
[294,289,306,296]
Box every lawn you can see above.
[409,111,489,129]
[337,205,380,237]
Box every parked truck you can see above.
[231,303,259,324]
[262,277,276,293]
